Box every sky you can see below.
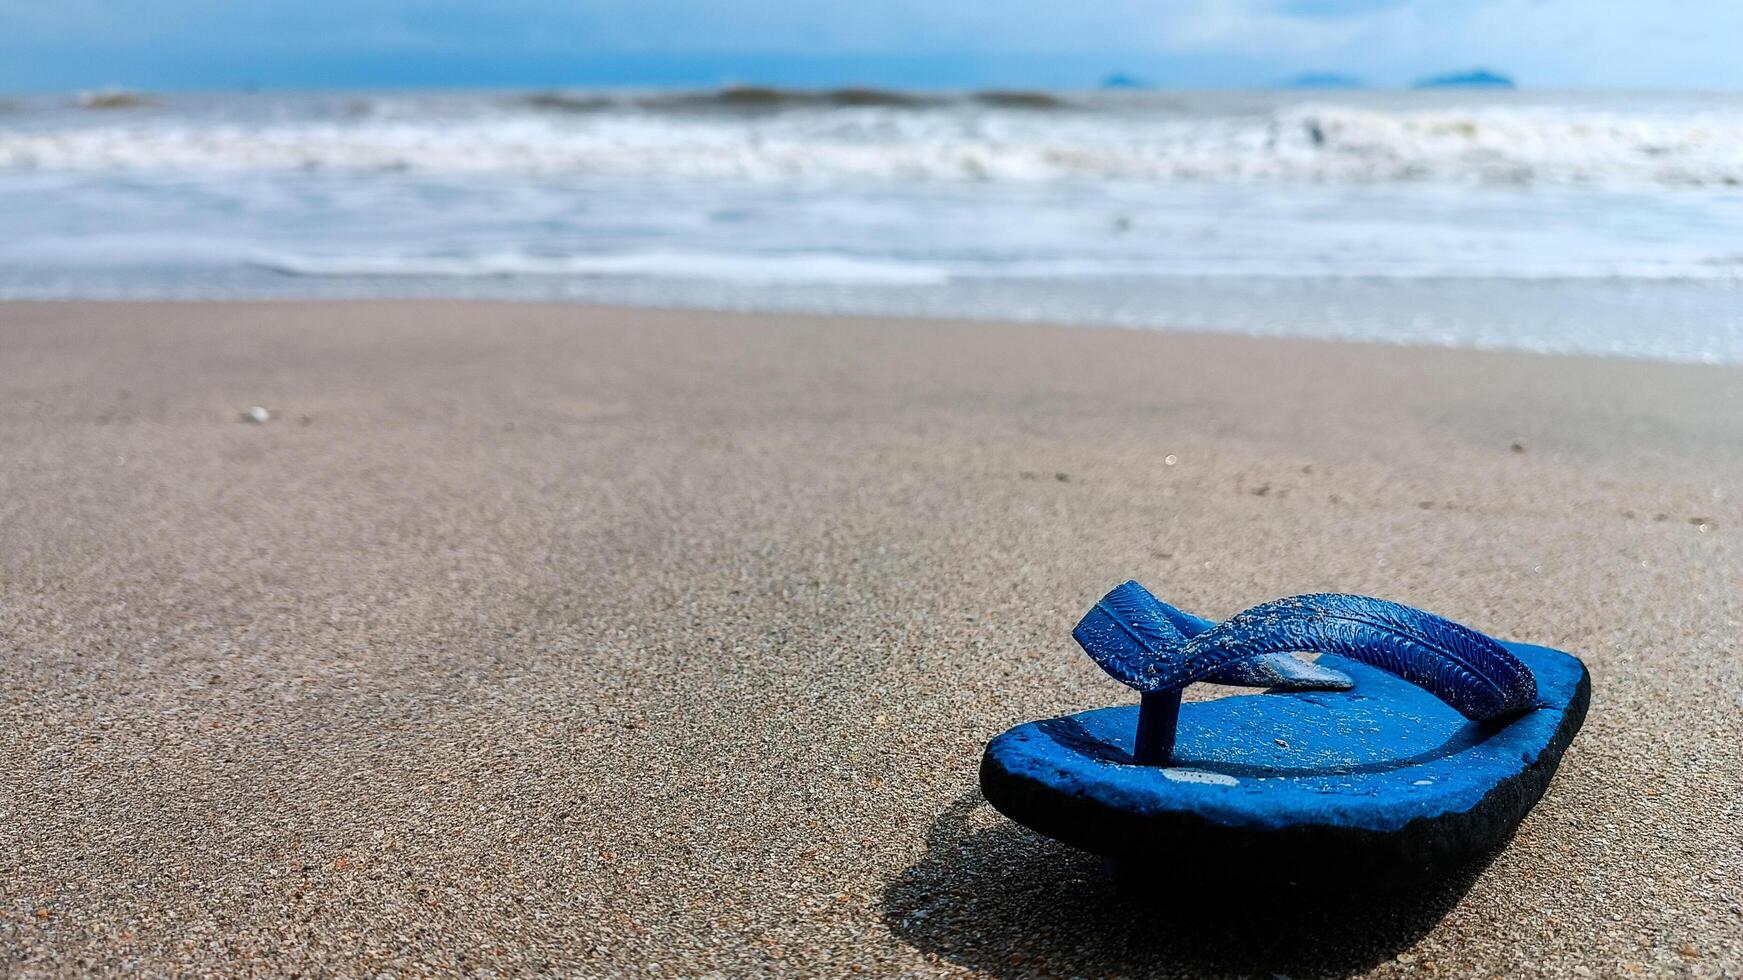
[4,0,1743,92]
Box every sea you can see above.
[4,86,1743,363]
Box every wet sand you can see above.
[2,300,1740,977]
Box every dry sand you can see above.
[2,300,1740,978]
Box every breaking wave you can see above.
[3,91,1741,186]
[517,85,1070,113]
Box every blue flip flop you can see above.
[980,581,1591,887]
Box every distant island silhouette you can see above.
[1099,73,1148,90]
[1413,69,1516,89]
[1283,72,1366,90]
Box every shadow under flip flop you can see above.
[882,789,1499,979]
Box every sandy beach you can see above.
[2,300,1740,977]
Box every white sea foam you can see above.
[253,250,952,285]
[3,92,1742,187]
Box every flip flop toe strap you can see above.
[1180,594,1536,721]
[1073,580,1355,695]
[1144,593,1355,691]
[1074,582,1540,764]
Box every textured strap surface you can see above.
[1142,591,1352,691]
[1074,582,1538,722]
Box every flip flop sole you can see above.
[980,643,1589,887]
